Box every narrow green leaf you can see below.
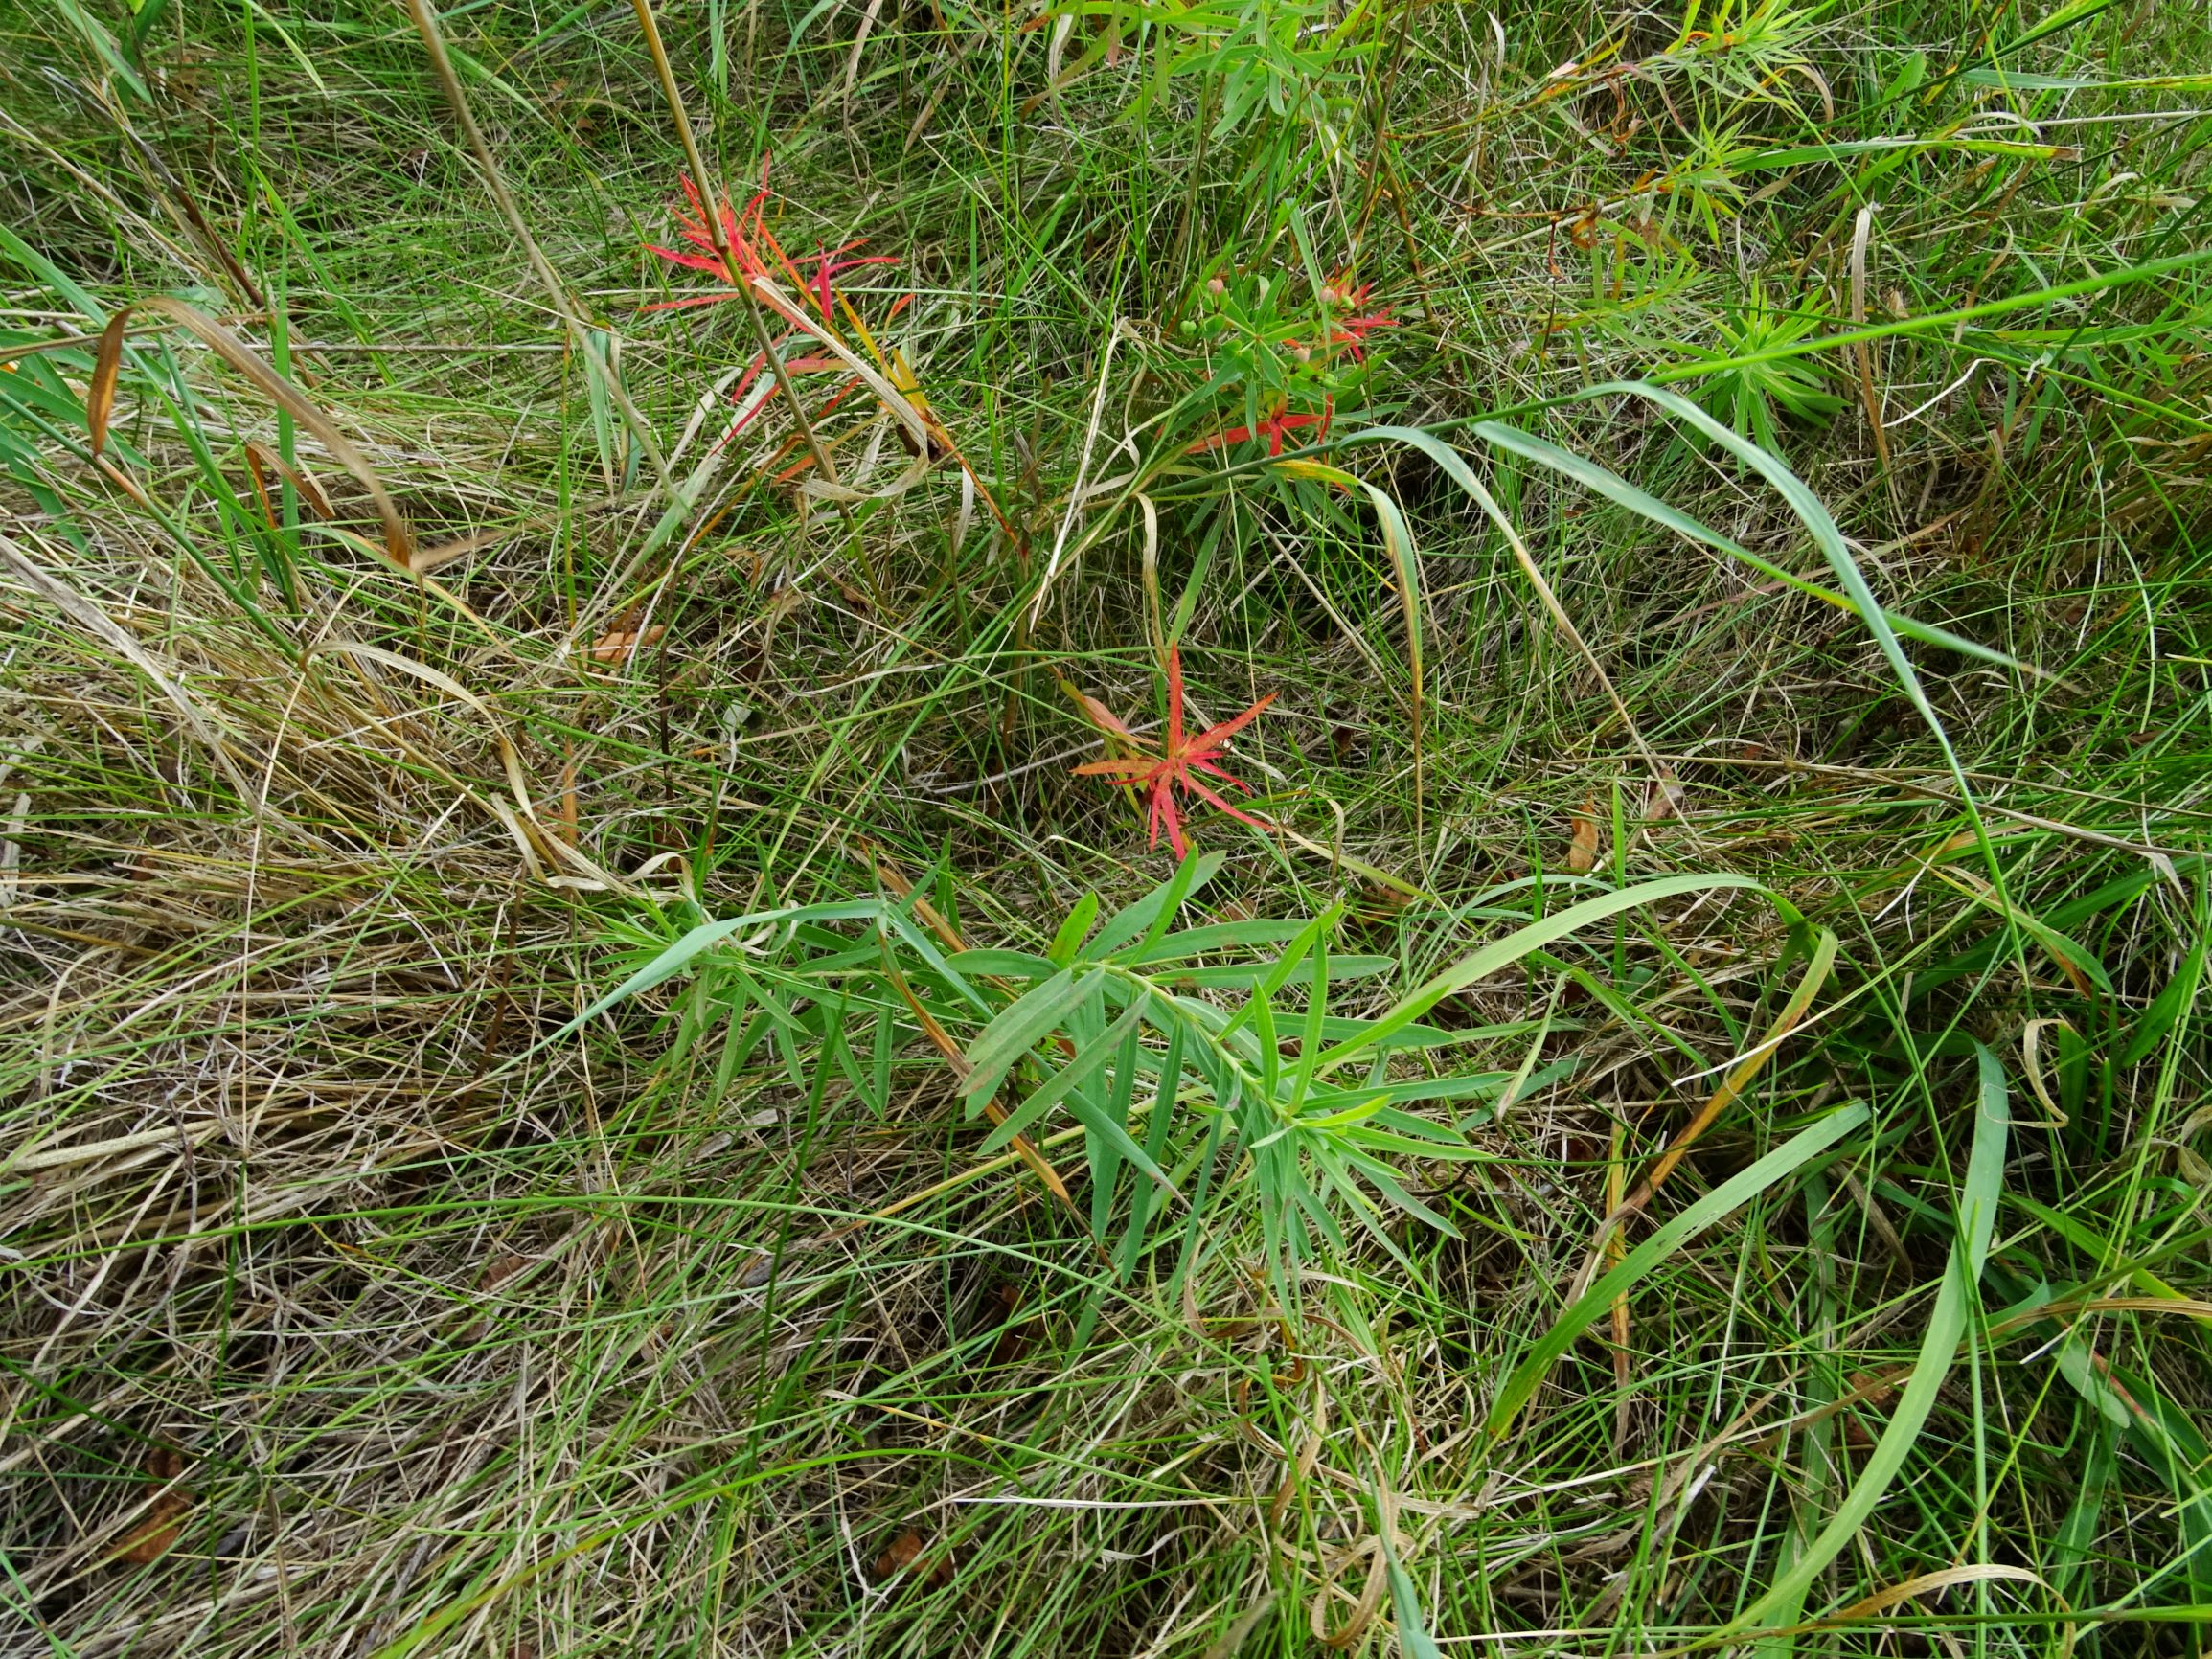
[1089,1012,1144,1239]
[1587,382,1947,739]
[1117,1022,1185,1282]
[1382,1535,1447,1659]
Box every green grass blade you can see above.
[1576,382,1952,742]
[1464,419,2036,675]
[1726,1047,2012,1632]
[1487,1101,1870,1435]
[1315,875,1763,1071]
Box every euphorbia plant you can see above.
[545,849,1792,1322]
[1070,647,1279,857]
[644,165,899,335]
[642,160,923,462]
[1174,260,1396,457]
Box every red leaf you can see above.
[1068,648,1279,857]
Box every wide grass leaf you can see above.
[1316,875,1763,1070]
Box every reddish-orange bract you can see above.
[1072,648,1278,857]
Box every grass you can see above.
[2,0,2210,1652]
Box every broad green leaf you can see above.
[1462,420,2034,674]
[2121,927,2205,1067]
[879,909,994,1014]
[1165,1097,1234,1312]
[1121,920,1310,963]
[981,993,1147,1152]
[1218,905,1342,1043]
[2047,1419,2118,1613]
[1088,1011,1144,1238]
[0,223,109,326]
[1302,1057,1577,1116]
[51,0,155,103]
[1172,953,1390,989]
[1311,1014,1560,1052]
[1086,850,1225,960]
[1338,1146,1457,1234]
[534,902,878,1051]
[1061,1077,1175,1193]
[1248,976,1281,1096]
[1048,891,1101,965]
[1286,932,1334,1110]
[963,966,1101,1109]
[944,948,1061,981]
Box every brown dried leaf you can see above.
[1847,1371,1900,1410]
[557,754,580,848]
[115,1447,194,1565]
[759,585,806,659]
[981,1283,1034,1367]
[243,440,336,521]
[873,1528,955,1586]
[1058,676,1144,748]
[476,1252,530,1292]
[88,311,127,461]
[874,1530,924,1579]
[1566,792,1600,874]
[126,298,419,570]
[587,624,666,667]
[1643,767,1685,825]
[240,440,282,530]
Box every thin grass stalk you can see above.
[403,0,672,494]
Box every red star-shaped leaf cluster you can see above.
[1185,398,1334,457]
[1321,277,1398,362]
[1071,648,1278,857]
[643,163,899,336]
